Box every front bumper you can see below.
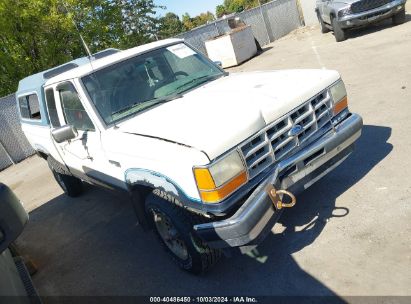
[338,0,406,29]
[194,113,363,249]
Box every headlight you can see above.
[338,6,352,18]
[330,80,348,116]
[193,150,247,203]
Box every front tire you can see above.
[48,157,83,197]
[332,17,346,42]
[145,192,221,274]
[392,8,406,25]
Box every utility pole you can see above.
[295,0,306,26]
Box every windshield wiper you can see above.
[112,93,182,117]
[174,74,222,93]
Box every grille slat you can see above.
[314,96,331,110]
[240,89,333,179]
[249,157,273,178]
[273,135,295,152]
[294,108,314,125]
[301,119,316,132]
[243,136,270,159]
[267,122,292,142]
[248,151,274,170]
[317,109,330,120]
[274,138,298,160]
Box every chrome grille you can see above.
[351,0,394,14]
[240,89,333,179]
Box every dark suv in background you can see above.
[315,0,407,41]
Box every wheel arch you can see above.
[125,168,205,229]
[125,168,201,204]
[32,144,50,160]
[36,150,48,160]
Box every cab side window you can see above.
[18,94,41,120]
[57,83,95,131]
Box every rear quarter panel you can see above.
[20,123,63,164]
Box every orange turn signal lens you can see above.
[194,168,216,190]
[199,171,247,203]
[333,96,348,115]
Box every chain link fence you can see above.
[177,0,302,54]
[0,94,36,171]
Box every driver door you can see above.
[51,81,102,180]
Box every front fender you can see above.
[125,168,205,212]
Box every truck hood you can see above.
[118,69,340,160]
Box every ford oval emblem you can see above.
[288,125,303,137]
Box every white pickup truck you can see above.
[17,38,363,273]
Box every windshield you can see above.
[82,43,224,125]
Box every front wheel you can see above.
[392,8,406,25]
[317,12,330,33]
[332,17,346,42]
[145,192,221,274]
[48,158,83,197]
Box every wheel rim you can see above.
[152,210,189,261]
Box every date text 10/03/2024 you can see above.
[149,297,258,303]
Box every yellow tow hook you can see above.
[266,185,297,210]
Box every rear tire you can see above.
[392,8,406,25]
[145,191,221,274]
[317,12,330,33]
[48,157,83,197]
[332,17,346,42]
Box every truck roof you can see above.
[16,49,118,96]
[17,38,183,95]
[15,38,182,127]
[43,38,182,86]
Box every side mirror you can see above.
[214,61,223,68]
[0,183,28,253]
[51,125,78,143]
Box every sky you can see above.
[155,0,224,17]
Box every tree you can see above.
[158,12,184,39]
[193,11,215,27]
[182,13,195,30]
[115,0,162,48]
[0,0,82,96]
[216,5,228,18]
[65,0,162,49]
[216,0,271,17]
[182,11,215,31]
[0,0,163,96]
